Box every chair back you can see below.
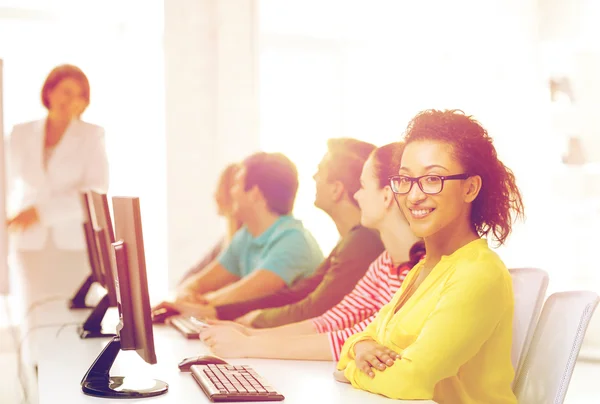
[509,268,549,378]
[513,291,599,404]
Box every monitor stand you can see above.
[79,294,116,339]
[69,274,95,309]
[81,336,168,398]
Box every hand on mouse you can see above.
[200,326,252,358]
[152,301,179,315]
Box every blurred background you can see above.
[1,0,599,402]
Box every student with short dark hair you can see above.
[160,152,323,309]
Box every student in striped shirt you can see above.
[199,142,423,361]
[312,241,424,360]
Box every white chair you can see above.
[509,268,549,379]
[513,291,600,404]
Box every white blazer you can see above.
[7,118,109,251]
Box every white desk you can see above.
[37,321,436,403]
[24,299,110,360]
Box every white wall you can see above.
[539,0,600,162]
[164,0,259,290]
[259,0,557,264]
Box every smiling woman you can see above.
[398,109,524,246]
[336,109,524,404]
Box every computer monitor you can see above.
[78,191,119,339]
[68,193,104,309]
[81,196,168,398]
[90,191,118,304]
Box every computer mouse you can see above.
[152,306,180,324]
[178,355,229,372]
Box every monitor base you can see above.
[79,326,116,339]
[69,301,94,310]
[82,376,168,398]
[81,337,168,399]
[79,294,115,339]
[68,274,95,310]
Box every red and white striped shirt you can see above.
[311,251,412,360]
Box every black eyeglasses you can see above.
[388,174,471,195]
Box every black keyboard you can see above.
[167,315,205,339]
[191,364,284,402]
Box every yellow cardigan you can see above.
[337,239,517,404]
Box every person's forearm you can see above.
[205,288,237,306]
[250,297,331,329]
[250,319,317,337]
[215,283,311,321]
[178,272,217,295]
[208,286,268,306]
[178,263,238,297]
[246,333,333,361]
[208,276,285,306]
[216,296,276,321]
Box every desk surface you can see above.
[36,306,435,404]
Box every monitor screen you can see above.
[110,196,156,364]
[75,193,117,337]
[88,191,118,306]
[81,193,104,285]
[68,193,104,310]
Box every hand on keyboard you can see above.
[206,319,254,336]
[169,315,210,339]
[172,300,217,320]
[151,302,180,323]
[200,325,252,358]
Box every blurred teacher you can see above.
[6,64,109,319]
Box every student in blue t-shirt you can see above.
[165,152,323,311]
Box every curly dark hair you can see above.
[402,109,524,245]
